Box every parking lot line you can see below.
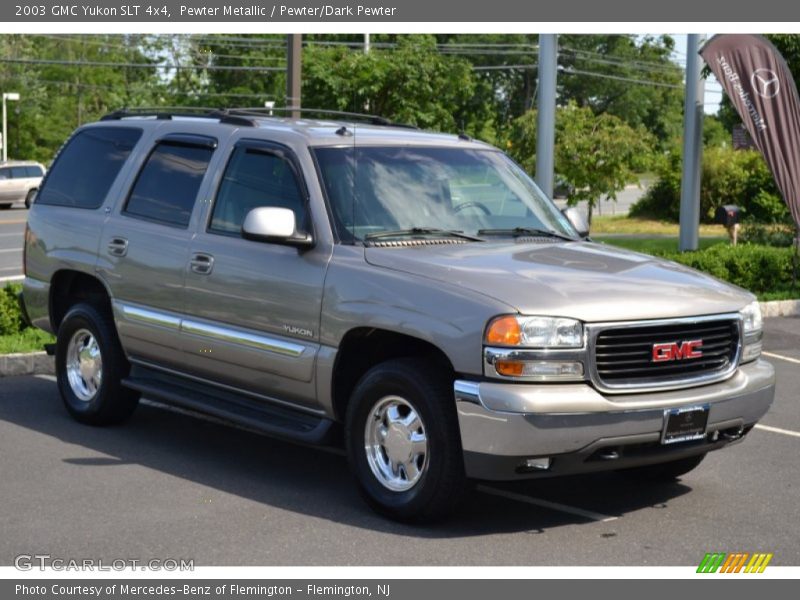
[0,248,21,254]
[763,351,800,366]
[754,424,800,439]
[0,274,23,281]
[0,219,27,225]
[476,484,619,522]
[0,233,23,237]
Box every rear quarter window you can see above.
[36,127,142,209]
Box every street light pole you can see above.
[2,92,20,163]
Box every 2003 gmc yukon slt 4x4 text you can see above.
[21,109,775,521]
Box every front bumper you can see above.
[455,359,775,480]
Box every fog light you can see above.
[494,360,583,379]
[742,341,762,363]
[524,457,551,471]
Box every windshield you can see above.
[313,146,577,242]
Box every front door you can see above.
[182,139,331,409]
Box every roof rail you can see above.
[100,107,257,127]
[227,107,419,129]
[100,106,418,130]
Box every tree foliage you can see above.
[509,103,654,221]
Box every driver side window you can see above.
[209,145,307,236]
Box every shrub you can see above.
[658,244,797,297]
[0,284,24,336]
[631,147,791,224]
[739,222,797,247]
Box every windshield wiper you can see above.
[477,227,575,241]
[364,227,484,242]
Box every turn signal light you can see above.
[485,315,521,346]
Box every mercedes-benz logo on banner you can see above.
[751,68,781,99]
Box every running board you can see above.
[122,366,334,445]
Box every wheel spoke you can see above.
[410,432,427,457]
[402,459,420,482]
[402,411,422,432]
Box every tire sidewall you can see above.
[56,305,113,420]
[346,364,457,518]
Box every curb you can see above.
[760,299,800,318]
[0,303,797,378]
[0,352,54,378]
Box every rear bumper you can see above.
[455,359,775,480]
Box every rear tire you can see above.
[620,453,706,482]
[345,358,466,522]
[0,204,11,210]
[56,302,140,425]
[25,189,36,209]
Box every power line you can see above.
[0,57,284,72]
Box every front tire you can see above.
[56,302,140,425]
[345,358,466,522]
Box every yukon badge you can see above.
[283,324,314,338]
[652,340,704,363]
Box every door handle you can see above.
[190,252,215,275]
[107,237,128,257]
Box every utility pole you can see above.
[364,33,370,53]
[536,34,557,199]
[286,34,302,119]
[679,34,706,252]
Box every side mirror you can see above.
[242,207,314,248]
[561,207,590,238]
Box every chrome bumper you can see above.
[455,359,775,480]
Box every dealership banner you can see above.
[701,35,800,232]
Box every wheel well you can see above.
[331,328,455,421]
[50,270,112,332]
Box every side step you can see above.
[122,366,334,445]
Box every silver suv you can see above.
[22,109,775,521]
[0,160,45,209]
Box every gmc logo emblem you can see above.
[652,340,704,362]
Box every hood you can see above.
[364,241,752,323]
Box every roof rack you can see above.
[226,107,419,129]
[100,107,257,128]
[100,106,418,130]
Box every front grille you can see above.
[592,318,740,390]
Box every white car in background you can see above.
[0,160,46,209]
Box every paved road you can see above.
[0,318,797,567]
[0,204,26,281]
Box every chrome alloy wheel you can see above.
[364,395,429,492]
[65,328,103,402]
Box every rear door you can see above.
[98,133,218,369]
[181,138,330,409]
[0,167,14,203]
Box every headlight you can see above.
[740,301,763,363]
[740,300,763,335]
[485,315,584,348]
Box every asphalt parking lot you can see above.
[1,316,798,567]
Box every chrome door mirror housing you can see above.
[242,207,314,248]
[561,206,590,238]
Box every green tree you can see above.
[558,35,684,149]
[509,103,654,222]
[301,35,494,137]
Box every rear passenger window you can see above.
[124,142,213,229]
[36,127,142,209]
[209,146,306,236]
[10,167,28,178]
[25,166,44,178]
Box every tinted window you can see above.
[36,127,142,209]
[124,142,213,228]
[25,166,44,178]
[209,146,306,236]
[0,169,9,180]
[10,167,28,178]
